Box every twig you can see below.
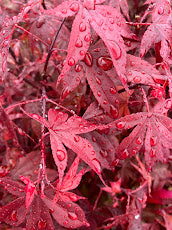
[40,18,66,196]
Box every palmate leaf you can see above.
[0,0,41,79]
[106,112,172,169]
[21,108,103,184]
[46,0,132,88]
[126,54,167,85]
[140,0,172,62]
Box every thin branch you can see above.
[40,18,66,196]
[43,18,66,74]
[15,25,49,47]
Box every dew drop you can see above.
[92,136,96,142]
[133,76,141,83]
[109,87,117,94]
[68,211,78,220]
[11,210,18,222]
[110,105,118,118]
[38,219,47,229]
[112,159,119,166]
[125,40,131,47]
[83,52,93,67]
[97,56,113,71]
[99,150,108,158]
[127,71,132,76]
[121,149,129,158]
[63,220,69,225]
[136,137,142,145]
[150,149,156,157]
[80,50,85,56]
[79,22,86,32]
[103,100,108,104]
[97,71,102,75]
[75,39,83,48]
[91,150,95,155]
[84,34,91,42]
[116,121,126,129]
[130,61,135,66]
[150,136,157,146]
[164,100,171,109]
[68,57,75,66]
[110,41,122,60]
[1,52,5,57]
[2,30,6,35]
[75,64,82,72]
[132,149,137,154]
[158,7,164,15]
[97,91,101,97]
[32,114,40,120]
[74,136,80,142]
[96,77,101,85]
[92,158,101,174]
[56,150,66,161]
[70,2,79,12]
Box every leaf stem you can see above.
[126,22,151,26]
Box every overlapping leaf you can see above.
[126,54,167,85]
[106,112,172,168]
[21,108,104,184]
[140,0,172,62]
[45,0,132,88]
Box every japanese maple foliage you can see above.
[0,0,172,230]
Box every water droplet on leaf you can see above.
[116,121,126,129]
[96,77,101,85]
[70,2,79,12]
[97,91,101,97]
[56,150,66,161]
[84,34,91,42]
[136,137,142,145]
[79,22,86,32]
[100,150,108,158]
[83,52,93,67]
[110,41,122,60]
[68,57,75,66]
[121,149,129,158]
[109,87,117,94]
[75,64,82,72]
[110,105,118,118]
[38,219,47,229]
[150,136,157,146]
[75,39,83,48]
[133,76,141,83]
[150,149,156,157]
[97,56,113,71]
[11,210,18,222]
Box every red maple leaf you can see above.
[45,0,132,88]
[21,108,104,184]
[105,112,172,169]
[0,0,42,79]
[140,0,172,63]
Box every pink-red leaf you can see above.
[43,196,89,228]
